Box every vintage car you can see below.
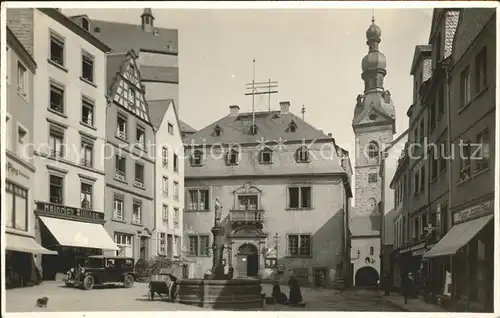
[64,255,135,290]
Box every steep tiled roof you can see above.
[452,8,495,62]
[106,53,129,93]
[89,20,178,55]
[185,110,330,146]
[179,120,197,134]
[184,109,348,179]
[148,99,173,130]
[140,65,179,83]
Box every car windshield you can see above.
[84,258,103,267]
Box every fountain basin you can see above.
[177,278,264,309]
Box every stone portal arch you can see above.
[236,243,259,277]
[355,266,379,287]
[237,243,258,255]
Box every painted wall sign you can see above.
[35,201,104,220]
[454,200,493,223]
[6,162,30,180]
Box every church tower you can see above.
[350,17,396,286]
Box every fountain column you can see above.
[211,198,226,279]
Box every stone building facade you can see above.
[104,50,156,262]
[148,99,185,261]
[183,102,353,288]
[425,8,495,312]
[7,8,118,281]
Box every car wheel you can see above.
[83,275,94,290]
[123,274,134,288]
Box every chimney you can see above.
[280,101,290,114]
[229,105,240,116]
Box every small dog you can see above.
[36,297,49,308]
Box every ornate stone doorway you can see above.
[236,243,259,277]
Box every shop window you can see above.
[5,181,28,231]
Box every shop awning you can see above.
[39,216,119,251]
[423,214,493,258]
[6,233,58,255]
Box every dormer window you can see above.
[260,147,273,164]
[288,121,297,133]
[295,146,310,163]
[226,147,239,165]
[82,18,89,31]
[249,124,258,135]
[190,150,204,166]
[213,125,222,137]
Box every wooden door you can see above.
[237,255,247,277]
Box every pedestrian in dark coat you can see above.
[401,272,414,304]
[288,276,303,305]
[382,271,392,296]
[272,281,288,305]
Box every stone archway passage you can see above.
[355,266,379,287]
[236,243,259,277]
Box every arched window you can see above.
[367,141,379,159]
[295,146,309,163]
[226,147,239,165]
[190,150,204,166]
[370,246,374,255]
[81,18,90,31]
[260,147,273,164]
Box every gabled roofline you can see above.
[7,27,37,73]
[39,9,111,53]
[410,45,432,75]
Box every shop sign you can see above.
[35,201,104,220]
[6,162,30,180]
[454,200,493,223]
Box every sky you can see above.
[64,7,433,154]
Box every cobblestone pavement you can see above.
[260,284,402,311]
[6,281,402,312]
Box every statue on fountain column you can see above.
[214,197,222,226]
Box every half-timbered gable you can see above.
[108,51,151,124]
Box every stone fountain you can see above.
[176,198,264,309]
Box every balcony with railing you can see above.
[229,209,265,228]
[115,170,126,181]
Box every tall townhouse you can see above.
[104,50,155,262]
[4,27,57,289]
[416,8,460,301]
[397,44,432,279]
[71,8,197,137]
[389,146,410,290]
[378,130,407,275]
[424,8,495,312]
[183,102,353,288]
[147,99,185,264]
[7,8,117,281]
